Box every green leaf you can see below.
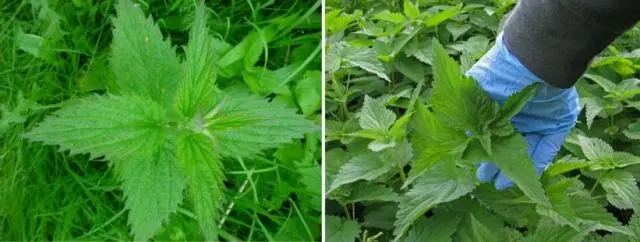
[295,70,322,116]
[584,74,616,93]
[357,95,396,130]
[485,135,551,207]
[341,45,391,82]
[177,133,225,241]
[117,139,185,241]
[24,94,166,160]
[430,39,495,131]
[402,212,462,242]
[326,216,361,242]
[624,122,640,140]
[454,214,500,242]
[345,183,401,203]
[111,0,181,108]
[577,136,614,160]
[423,4,462,27]
[536,178,632,236]
[203,90,315,158]
[590,152,640,170]
[175,1,216,118]
[522,218,589,242]
[373,10,407,23]
[545,156,592,177]
[490,83,540,131]
[326,9,357,34]
[628,213,640,239]
[393,163,476,241]
[329,146,409,191]
[446,22,471,40]
[403,0,421,19]
[599,170,640,211]
[15,28,57,64]
[408,102,468,185]
[363,204,397,230]
[582,97,605,129]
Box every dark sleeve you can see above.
[502,0,640,88]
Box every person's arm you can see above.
[503,0,640,88]
[467,0,640,190]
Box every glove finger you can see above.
[477,162,500,182]
[494,171,515,191]
[526,132,568,175]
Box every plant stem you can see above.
[398,165,407,183]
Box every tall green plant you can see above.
[23,0,315,240]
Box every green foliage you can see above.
[326,0,640,241]
[2,0,321,240]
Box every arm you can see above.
[503,0,640,88]
[467,0,640,190]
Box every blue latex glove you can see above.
[465,33,580,190]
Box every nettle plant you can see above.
[327,40,640,242]
[23,0,314,240]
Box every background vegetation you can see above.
[325,0,640,241]
[0,0,321,240]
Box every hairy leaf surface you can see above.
[116,139,185,241]
[394,163,475,241]
[176,1,217,117]
[24,94,166,160]
[177,133,225,240]
[326,216,361,242]
[204,90,315,158]
[111,0,181,107]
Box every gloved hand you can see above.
[465,33,581,190]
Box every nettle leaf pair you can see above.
[23,0,314,240]
[392,39,545,240]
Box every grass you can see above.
[0,0,321,240]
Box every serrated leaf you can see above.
[577,136,614,160]
[521,218,589,242]
[624,122,640,140]
[490,83,540,131]
[373,10,406,23]
[203,90,315,158]
[177,133,225,241]
[329,146,408,191]
[341,46,390,81]
[582,97,605,129]
[326,216,361,242]
[117,139,185,241]
[629,213,640,239]
[393,163,476,241]
[584,74,617,93]
[345,183,401,203]
[486,135,551,207]
[423,4,462,27]
[403,0,420,19]
[431,39,495,131]
[402,212,462,242]
[536,178,632,236]
[454,214,500,242]
[363,204,397,230]
[175,1,216,118]
[446,22,471,40]
[357,95,396,130]
[590,152,640,170]
[24,94,166,160]
[599,170,640,211]
[407,102,468,185]
[545,156,593,177]
[111,0,181,108]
